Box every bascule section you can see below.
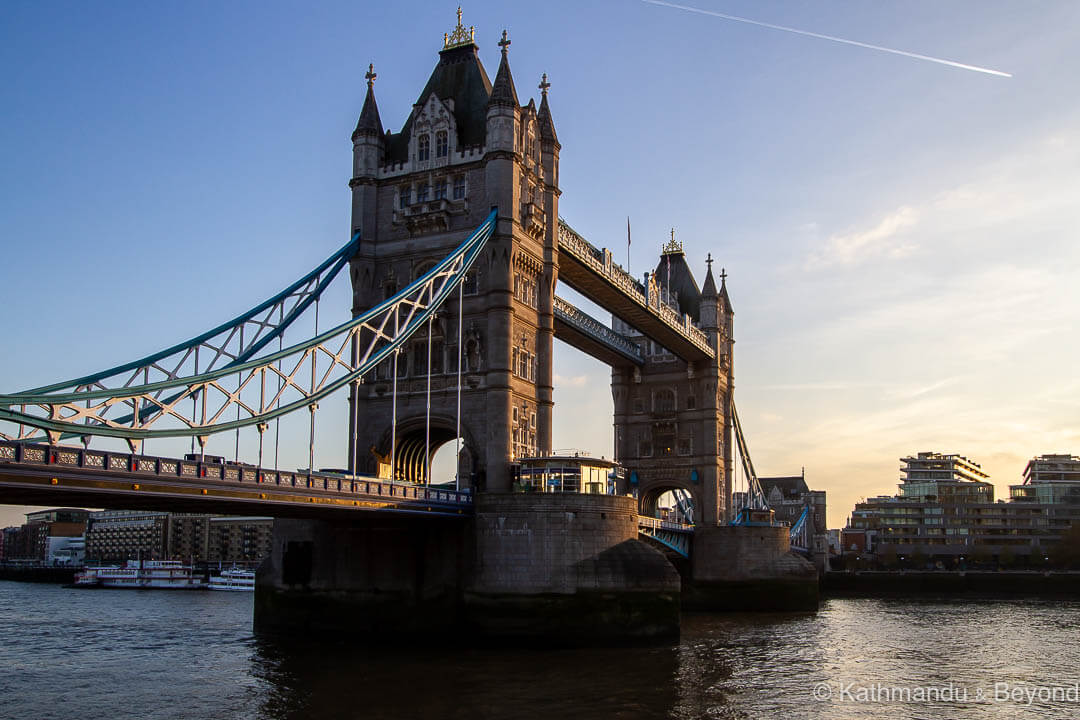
[345,15,558,493]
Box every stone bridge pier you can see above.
[254,493,681,644]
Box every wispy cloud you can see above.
[806,205,919,268]
[554,373,588,387]
[886,377,962,401]
[755,381,878,392]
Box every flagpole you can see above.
[626,216,631,274]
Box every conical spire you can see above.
[701,253,718,298]
[537,73,559,144]
[718,266,733,313]
[488,30,519,108]
[352,64,384,141]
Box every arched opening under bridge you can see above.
[639,482,697,525]
[374,417,476,487]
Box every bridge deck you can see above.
[552,295,643,367]
[0,441,471,519]
[637,516,694,558]
[557,220,714,362]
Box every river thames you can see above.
[2,581,1079,719]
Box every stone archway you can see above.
[374,415,479,486]
[639,480,700,525]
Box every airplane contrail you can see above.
[642,0,1012,78]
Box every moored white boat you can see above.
[208,567,255,591]
[73,560,205,590]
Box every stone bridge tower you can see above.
[346,13,560,492]
[611,240,735,525]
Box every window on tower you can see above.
[417,134,430,162]
[416,183,429,203]
[412,343,427,376]
[655,389,676,413]
[656,427,675,456]
[434,180,447,200]
[432,341,444,373]
[453,175,466,200]
[399,186,411,208]
[436,131,448,158]
[463,269,478,295]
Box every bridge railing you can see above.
[637,515,695,534]
[0,440,473,507]
[557,220,712,357]
[552,296,643,363]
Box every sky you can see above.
[1,1,1078,529]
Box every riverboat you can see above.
[73,560,204,589]
[208,567,255,591]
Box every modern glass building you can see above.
[845,452,1080,563]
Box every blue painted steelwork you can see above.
[0,211,497,442]
[2,232,362,443]
[26,234,362,396]
[789,505,811,554]
[672,487,694,523]
[729,398,769,523]
[637,516,693,558]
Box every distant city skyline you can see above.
[2,1,1079,528]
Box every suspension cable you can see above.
[425,312,433,486]
[455,281,463,492]
[274,304,282,473]
[350,332,359,476]
[191,347,199,456]
[390,311,399,483]
[235,324,243,464]
[308,297,319,476]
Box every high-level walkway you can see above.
[557,220,715,362]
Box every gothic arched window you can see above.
[463,269,478,295]
[414,261,436,281]
[655,389,676,413]
[417,134,430,162]
[436,131,448,158]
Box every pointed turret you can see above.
[350,63,384,240]
[352,64,384,140]
[718,267,733,314]
[701,254,718,298]
[653,230,702,322]
[488,30,519,108]
[537,73,559,146]
[700,253,719,329]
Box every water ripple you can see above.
[3,583,1080,719]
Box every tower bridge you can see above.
[0,9,818,643]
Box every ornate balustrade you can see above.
[0,440,473,515]
[552,296,643,364]
[557,219,713,358]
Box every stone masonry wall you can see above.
[469,493,676,594]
